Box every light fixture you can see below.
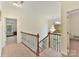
[13,1,24,7]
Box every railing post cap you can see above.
[48,32,50,34]
[37,33,39,35]
[37,33,39,37]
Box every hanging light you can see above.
[13,1,24,7]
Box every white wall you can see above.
[1,1,22,46]
[0,16,2,56]
[0,21,2,56]
[48,20,54,31]
[1,1,61,46]
[0,1,2,56]
[20,1,61,40]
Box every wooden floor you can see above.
[2,43,62,57]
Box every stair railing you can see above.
[21,31,58,56]
[21,32,39,56]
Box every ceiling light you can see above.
[13,1,24,8]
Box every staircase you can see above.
[21,31,61,56]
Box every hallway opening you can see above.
[5,18,17,45]
[67,9,79,56]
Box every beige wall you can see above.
[61,1,79,55]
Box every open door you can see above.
[5,18,17,45]
[67,9,79,56]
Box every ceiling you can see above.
[1,1,61,20]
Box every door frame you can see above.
[3,17,17,46]
[66,8,79,55]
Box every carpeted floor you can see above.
[69,39,79,57]
[2,43,36,57]
[2,35,62,57]
[6,35,17,45]
[2,43,62,57]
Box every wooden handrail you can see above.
[50,32,61,36]
[39,32,51,48]
[21,31,38,37]
[39,34,48,43]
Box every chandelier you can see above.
[13,1,24,7]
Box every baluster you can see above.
[36,33,39,56]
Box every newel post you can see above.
[48,32,50,48]
[36,33,39,56]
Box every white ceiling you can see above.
[1,1,61,20]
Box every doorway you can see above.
[67,9,79,56]
[6,18,17,45]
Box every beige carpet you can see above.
[6,36,17,45]
[2,43,36,57]
[69,39,79,57]
[2,43,62,57]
